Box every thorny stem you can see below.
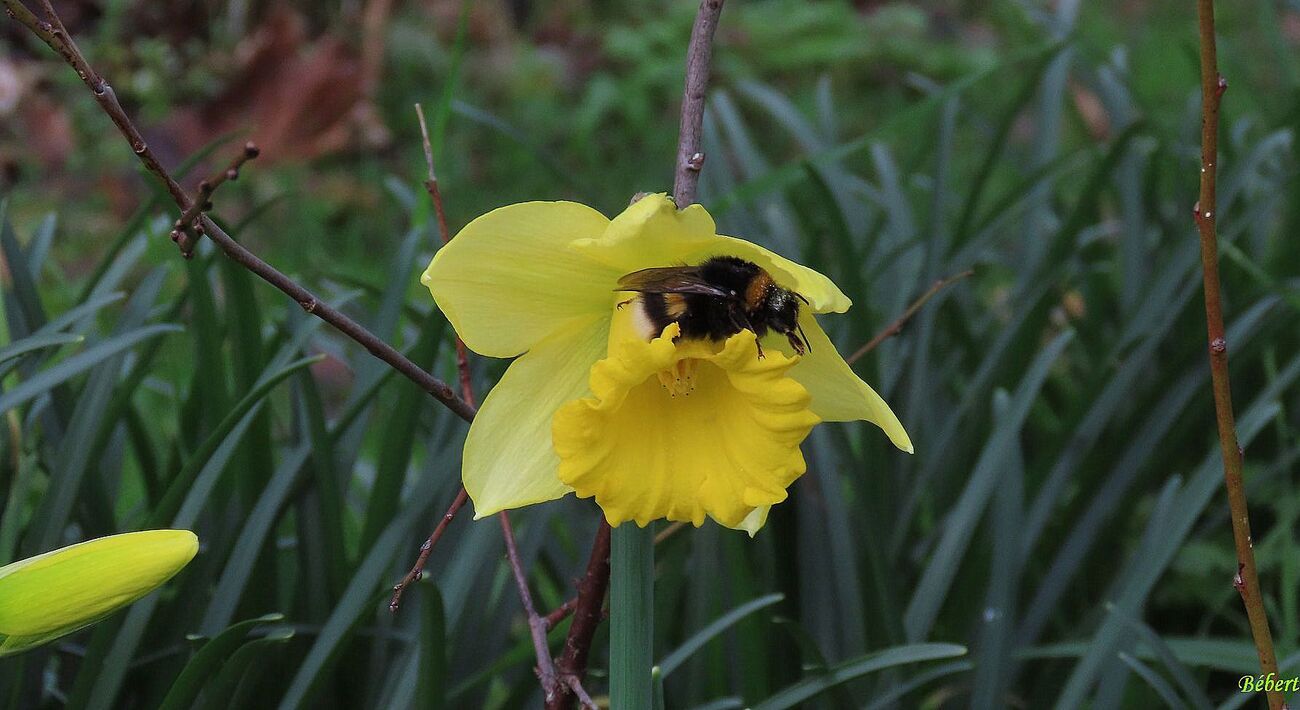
[671,0,725,208]
[2,0,479,425]
[1195,3,1283,708]
[845,269,974,365]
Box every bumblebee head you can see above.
[763,288,810,355]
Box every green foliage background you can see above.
[1,0,1298,707]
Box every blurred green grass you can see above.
[1,0,1299,707]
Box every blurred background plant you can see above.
[1,0,1298,707]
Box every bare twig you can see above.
[671,0,726,208]
[170,142,260,241]
[410,103,595,705]
[5,1,192,224]
[543,598,579,632]
[548,521,612,710]
[415,103,475,408]
[1194,3,1283,708]
[654,520,687,545]
[388,487,469,612]
[845,269,974,365]
[501,512,562,703]
[564,675,599,710]
[2,0,479,425]
[388,105,478,613]
[199,211,477,417]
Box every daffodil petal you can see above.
[463,316,610,518]
[0,530,197,650]
[422,201,617,357]
[776,312,913,452]
[553,324,820,529]
[715,506,771,537]
[569,193,718,272]
[683,236,851,314]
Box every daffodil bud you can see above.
[0,530,198,656]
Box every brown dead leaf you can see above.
[166,8,388,165]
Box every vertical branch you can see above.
[390,105,479,614]
[552,1,729,704]
[548,521,612,710]
[501,512,561,703]
[416,103,475,408]
[405,104,597,707]
[671,0,726,208]
[1194,3,1284,708]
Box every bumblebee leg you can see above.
[616,297,636,310]
[755,339,765,359]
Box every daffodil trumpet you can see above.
[422,193,911,533]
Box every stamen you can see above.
[656,358,699,397]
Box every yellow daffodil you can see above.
[422,194,910,533]
[0,530,198,656]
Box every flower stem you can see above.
[610,523,654,710]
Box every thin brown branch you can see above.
[543,598,578,632]
[415,103,475,408]
[846,269,974,365]
[411,103,590,706]
[388,487,469,612]
[654,520,687,545]
[1194,3,1283,708]
[7,0,194,247]
[387,104,480,615]
[548,521,612,710]
[415,103,438,186]
[671,0,726,207]
[501,512,562,704]
[564,675,599,710]
[199,212,477,418]
[170,142,260,240]
[3,0,478,426]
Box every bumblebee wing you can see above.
[616,267,732,297]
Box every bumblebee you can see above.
[616,256,810,358]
